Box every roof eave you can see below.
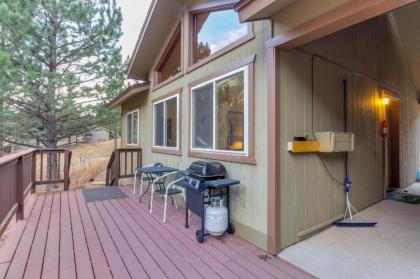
[126,0,157,80]
[126,0,183,80]
[107,83,150,109]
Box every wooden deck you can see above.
[0,186,312,278]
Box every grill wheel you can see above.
[196,230,204,243]
[227,223,235,235]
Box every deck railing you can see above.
[106,148,142,186]
[0,148,72,237]
[33,149,72,191]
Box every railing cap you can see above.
[0,148,36,166]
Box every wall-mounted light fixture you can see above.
[380,89,399,106]
[380,97,390,105]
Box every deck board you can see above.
[59,191,77,279]
[115,198,202,278]
[24,193,53,279]
[86,202,131,279]
[103,200,168,279]
[0,187,312,279]
[94,201,148,278]
[0,194,37,265]
[6,194,45,279]
[75,191,113,279]
[68,191,95,279]
[42,192,61,279]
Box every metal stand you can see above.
[185,181,237,243]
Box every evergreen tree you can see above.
[0,0,124,150]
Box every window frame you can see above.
[126,109,139,146]
[188,2,254,73]
[152,19,184,91]
[188,54,255,164]
[152,88,182,156]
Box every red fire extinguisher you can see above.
[382,120,388,139]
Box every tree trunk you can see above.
[45,11,60,192]
[46,116,59,191]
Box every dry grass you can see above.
[69,139,118,189]
[32,139,120,192]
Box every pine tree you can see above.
[0,0,124,150]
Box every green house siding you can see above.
[121,20,271,249]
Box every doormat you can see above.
[82,187,127,203]
[388,193,420,205]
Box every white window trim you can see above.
[152,94,180,150]
[126,109,139,146]
[190,65,249,155]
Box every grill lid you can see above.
[187,161,226,180]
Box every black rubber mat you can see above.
[82,187,127,203]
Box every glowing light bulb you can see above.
[381,97,390,105]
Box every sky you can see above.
[197,10,247,53]
[116,0,153,60]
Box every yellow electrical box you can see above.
[288,141,320,153]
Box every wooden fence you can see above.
[106,148,142,186]
[0,148,71,237]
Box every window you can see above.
[155,23,182,85]
[153,94,180,149]
[192,8,248,63]
[191,66,248,154]
[126,110,139,145]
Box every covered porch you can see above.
[0,186,311,278]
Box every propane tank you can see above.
[205,198,228,236]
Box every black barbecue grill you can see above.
[184,161,240,243]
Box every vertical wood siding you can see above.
[278,15,420,248]
[121,20,272,249]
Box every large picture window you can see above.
[191,8,249,64]
[191,66,248,154]
[126,110,139,145]
[153,94,180,150]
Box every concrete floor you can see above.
[280,200,420,279]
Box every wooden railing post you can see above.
[16,157,24,220]
[63,150,70,191]
[105,151,115,186]
[105,148,141,186]
[31,152,37,194]
[114,149,120,186]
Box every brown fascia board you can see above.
[234,0,295,22]
[234,0,252,11]
[107,83,150,109]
